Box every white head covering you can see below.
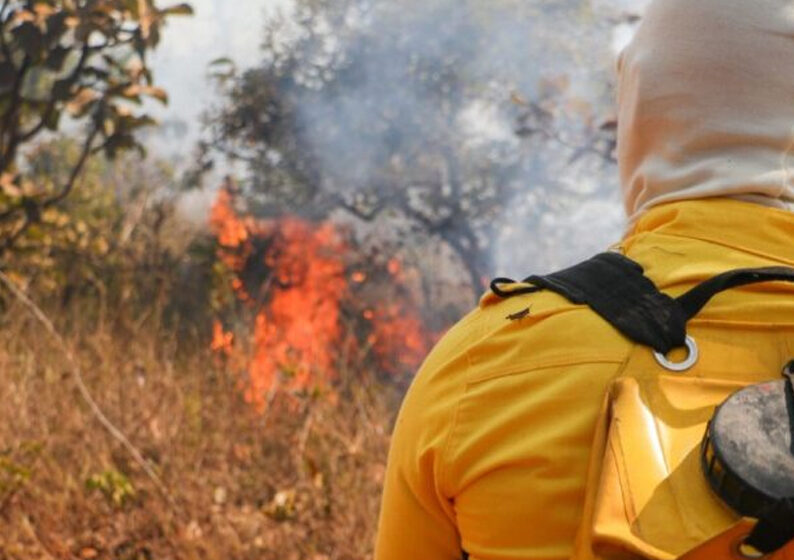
[618,0,794,221]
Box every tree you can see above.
[0,0,192,253]
[207,0,620,299]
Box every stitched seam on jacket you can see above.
[437,324,477,505]
[647,231,794,267]
[466,354,627,386]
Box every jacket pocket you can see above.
[576,375,746,560]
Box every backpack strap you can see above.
[489,252,794,558]
[491,252,794,354]
[746,497,794,554]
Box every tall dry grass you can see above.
[0,299,396,560]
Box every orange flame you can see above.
[209,188,248,249]
[209,187,439,412]
[210,320,234,356]
[365,304,434,372]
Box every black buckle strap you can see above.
[524,252,686,354]
[743,367,794,554]
[487,253,794,556]
[747,498,794,554]
[493,252,794,355]
[677,267,794,319]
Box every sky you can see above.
[145,0,291,160]
[144,0,289,224]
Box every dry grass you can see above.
[0,301,396,560]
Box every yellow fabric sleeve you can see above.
[374,313,476,560]
[375,298,630,560]
[375,199,794,560]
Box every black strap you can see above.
[493,252,794,354]
[524,252,687,354]
[486,253,794,556]
[747,498,794,554]
[677,267,794,319]
[786,361,794,457]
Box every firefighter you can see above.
[375,0,794,559]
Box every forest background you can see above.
[0,1,645,558]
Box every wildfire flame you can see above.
[209,186,438,411]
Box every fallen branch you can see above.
[0,271,179,514]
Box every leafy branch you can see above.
[0,0,193,253]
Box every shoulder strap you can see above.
[490,253,794,558]
[491,252,794,354]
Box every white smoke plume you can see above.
[276,0,646,275]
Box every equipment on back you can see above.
[702,363,794,555]
[491,252,794,558]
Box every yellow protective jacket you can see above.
[374,198,794,560]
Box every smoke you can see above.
[270,0,647,276]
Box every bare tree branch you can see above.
[44,126,99,207]
[0,55,31,170]
[0,1,12,62]
[0,126,98,248]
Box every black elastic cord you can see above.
[747,498,794,553]
[490,277,542,298]
[784,361,794,457]
[676,267,794,321]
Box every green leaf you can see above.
[45,45,69,71]
[65,88,99,117]
[11,22,44,59]
[138,85,167,104]
[51,78,72,100]
[118,85,142,104]
[25,222,45,241]
[130,115,157,128]
[160,3,194,16]
[103,133,137,159]
[83,67,110,81]
[209,57,234,67]
[0,61,16,90]
[85,470,136,508]
[44,109,61,131]
[44,11,68,41]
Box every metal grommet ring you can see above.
[653,335,699,372]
